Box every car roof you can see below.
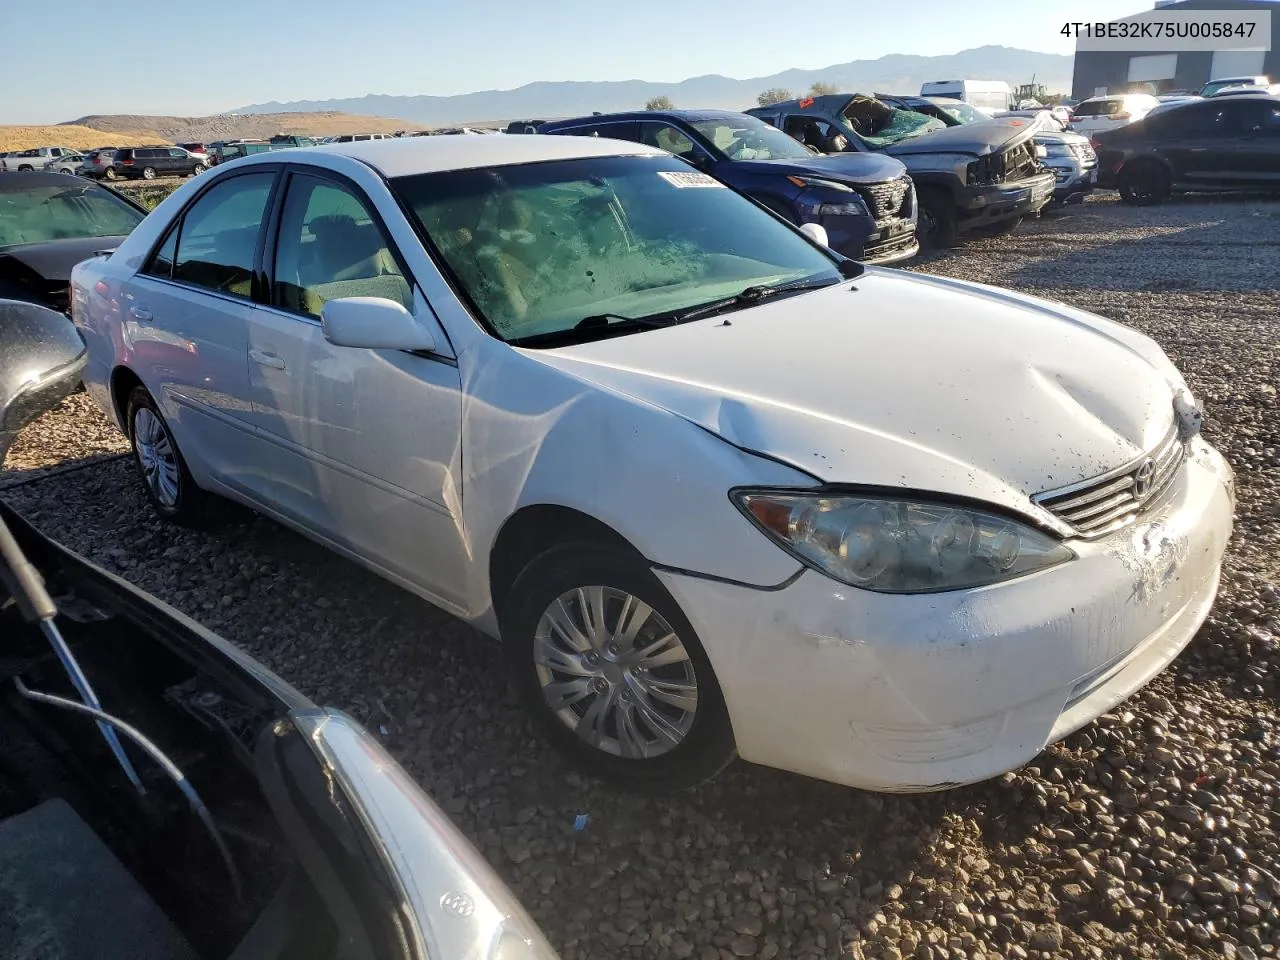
[0,171,116,191]
[272,131,666,177]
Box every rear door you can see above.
[120,168,279,496]
[246,168,468,606]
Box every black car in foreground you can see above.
[1093,94,1280,204]
[539,109,920,264]
[0,312,561,959]
[0,172,147,312]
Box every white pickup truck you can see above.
[0,146,80,172]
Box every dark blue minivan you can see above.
[537,110,919,264]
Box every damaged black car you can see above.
[0,172,147,313]
[747,93,1056,247]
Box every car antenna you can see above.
[0,512,146,795]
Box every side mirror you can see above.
[321,297,436,352]
[686,152,713,172]
[799,222,830,247]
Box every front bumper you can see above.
[658,438,1234,791]
[1046,158,1098,205]
[956,171,1057,228]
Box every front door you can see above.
[1158,102,1238,187]
[246,169,469,608]
[120,169,278,495]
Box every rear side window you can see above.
[1075,99,1122,117]
[171,172,275,297]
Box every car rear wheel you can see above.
[916,187,959,249]
[1117,161,1170,206]
[191,164,205,176]
[501,544,736,791]
[103,167,118,180]
[141,167,157,180]
[127,387,213,526]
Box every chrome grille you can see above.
[1033,423,1186,539]
[858,176,911,224]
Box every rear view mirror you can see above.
[799,223,830,247]
[321,297,436,352]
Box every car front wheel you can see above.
[127,386,212,526]
[141,167,157,180]
[501,544,735,791]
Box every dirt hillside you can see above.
[64,111,422,142]
[0,125,166,151]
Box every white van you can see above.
[919,80,1012,113]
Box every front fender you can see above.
[455,339,811,620]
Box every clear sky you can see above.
[3,0,1146,123]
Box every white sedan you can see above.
[71,136,1234,792]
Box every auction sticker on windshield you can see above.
[658,171,725,188]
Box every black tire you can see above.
[500,544,736,792]
[103,167,118,180]
[1117,161,1170,206]
[916,187,959,249]
[17,165,33,172]
[191,164,205,177]
[141,166,157,180]
[126,386,213,527]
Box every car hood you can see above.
[882,120,1037,158]
[528,271,1184,523]
[0,236,128,284]
[729,152,907,184]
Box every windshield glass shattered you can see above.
[392,155,840,344]
[843,96,946,146]
[0,183,145,247]
[927,99,986,124]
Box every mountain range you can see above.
[233,46,1074,126]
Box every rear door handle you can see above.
[249,348,286,370]
[129,305,153,321]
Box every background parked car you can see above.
[114,146,208,180]
[748,93,1055,247]
[1200,75,1271,97]
[0,146,80,173]
[1093,94,1280,205]
[332,133,394,142]
[80,146,122,179]
[1146,96,1202,120]
[1067,95,1160,136]
[1206,83,1280,98]
[0,171,147,311]
[177,141,211,163]
[42,152,86,176]
[539,109,920,264]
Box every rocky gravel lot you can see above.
[2,193,1278,960]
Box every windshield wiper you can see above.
[675,275,847,323]
[574,312,680,330]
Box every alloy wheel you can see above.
[533,586,698,759]
[133,408,180,508]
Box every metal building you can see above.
[1071,0,1279,99]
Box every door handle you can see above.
[129,305,153,321]
[249,348,286,370]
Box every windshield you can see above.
[392,154,841,344]
[687,115,815,161]
[927,99,985,124]
[1201,78,1262,96]
[0,182,145,247]
[842,96,946,146]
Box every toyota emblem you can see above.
[1132,458,1157,500]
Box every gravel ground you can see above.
[3,193,1278,960]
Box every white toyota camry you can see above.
[71,135,1234,792]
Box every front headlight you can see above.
[732,491,1074,593]
[787,175,855,193]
